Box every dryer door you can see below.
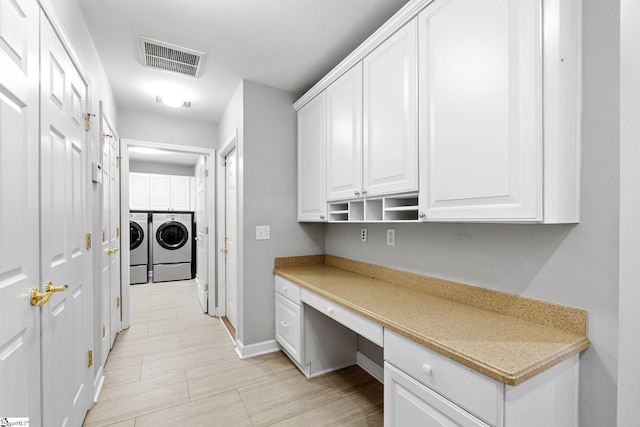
[156,221,189,250]
[130,221,144,250]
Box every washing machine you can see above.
[152,212,193,282]
[129,212,149,285]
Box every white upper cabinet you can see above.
[298,93,327,222]
[418,0,581,223]
[129,172,150,210]
[149,174,171,210]
[171,175,191,211]
[326,64,363,201]
[363,19,418,198]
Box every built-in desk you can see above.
[274,255,589,427]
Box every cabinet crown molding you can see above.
[293,0,433,111]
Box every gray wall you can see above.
[324,1,620,425]
[119,108,217,149]
[241,80,325,345]
[130,160,195,177]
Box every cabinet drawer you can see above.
[275,275,301,303]
[275,293,302,363]
[301,288,383,346]
[384,329,501,426]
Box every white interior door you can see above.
[40,12,92,427]
[100,121,111,365]
[0,0,41,422]
[225,149,238,330]
[195,155,208,312]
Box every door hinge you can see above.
[204,227,209,234]
[205,284,208,292]
[102,325,106,338]
[86,233,92,249]
[116,296,120,308]
[204,169,209,177]
[103,231,106,243]
[85,113,95,131]
[116,156,121,168]
[116,227,120,238]
[88,350,93,367]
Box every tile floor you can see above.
[83,280,383,426]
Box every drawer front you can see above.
[385,362,491,427]
[384,329,501,426]
[275,275,301,303]
[275,294,301,363]
[301,288,383,346]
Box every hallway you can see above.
[83,280,383,426]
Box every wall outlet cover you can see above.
[387,229,395,246]
[256,225,270,240]
[361,227,368,243]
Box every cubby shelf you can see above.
[328,194,419,223]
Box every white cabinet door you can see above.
[149,174,171,210]
[298,93,327,221]
[418,0,541,221]
[171,175,191,211]
[129,172,150,210]
[326,64,363,201]
[275,294,302,364]
[363,19,418,197]
[385,363,490,427]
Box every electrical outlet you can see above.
[360,227,368,243]
[387,229,395,246]
[256,225,270,240]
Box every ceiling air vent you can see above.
[138,36,206,78]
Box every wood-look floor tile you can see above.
[147,316,212,337]
[301,382,384,427]
[135,390,252,427]
[83,371,190,426]
[186,358,274,401]
[141,343,222,379]
[239,373,338,427]
[102,356,142,389]
[321,364,380,396]
[108,332,181,360]
[268,414,310,427]
[263,350,304,377]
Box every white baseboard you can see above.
[236,339,280,359]
[357,351,384,383]
[92,367,105,403]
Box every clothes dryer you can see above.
[152,213,193,282]
[129,212,149,285]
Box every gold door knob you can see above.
[31,288,53,307]
[45,282,69,293]
[107,247,119,255]
[220,247,228,253]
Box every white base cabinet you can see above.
[384,329,579,427]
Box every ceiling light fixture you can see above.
[156,92,188,108]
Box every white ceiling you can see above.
[77,0,410,124]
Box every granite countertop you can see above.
[273,255,590,386]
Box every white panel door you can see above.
[326,64,363,201]
[195,156,208,312]
[363,19,418,197]
[224,149,238,330]
[0,0,41,422]
[149,174,171,210]
[297,92,327,221]
[107,122,121,348]
[100,125,111,366]
[418,0,541,221]
[171,175,191,211]
[40,13,92,427]
[129,172,150,210]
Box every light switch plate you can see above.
[256,225,270,240]
[387,229,395,246]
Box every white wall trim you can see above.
[357,351,384,384]
[293,0,432,110]
[235,338,280,359]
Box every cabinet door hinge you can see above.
[103,231,106,243]
[116,296,120,308]
[102,325,106,338]
[85,113,95,131]
[88,350,93,367]
[204,284,209,292]
[116,156,121,168]
[86,234,92,249]
[204,227,209,234]
[116,227,120,238]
